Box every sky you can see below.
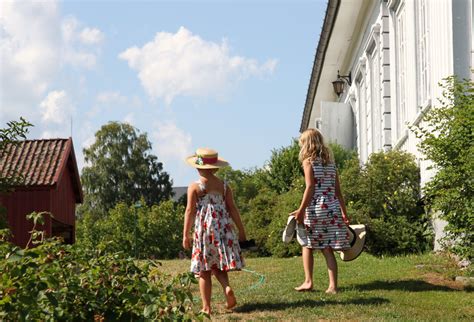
[1,0,326,186]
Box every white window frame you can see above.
[416,0,431,110]
[395,1,407,140]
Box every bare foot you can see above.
[199,308,211,316]
[325,288,337,294]
[294,282,313,292]
[225,286,237,309]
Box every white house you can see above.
[300,0,473,249]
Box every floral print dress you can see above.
[303,159,351,250]
[190,180,244,274]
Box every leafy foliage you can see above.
[411,76,474,260]
[263,139,302,193]
[329,142,357,171]
[0,212,199,321]
[77,201,184,259]
[80,122,173,216]
[340,150,432,255]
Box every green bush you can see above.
[411,76,474,260]
[77,201,184,259]
[328,143,357,171]
[340,150,433,256]
[0,213,198,320]
[264,178,305,257]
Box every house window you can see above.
[416,0,430,109]
[395,1,407,139]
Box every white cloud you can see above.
[153,121,192,164]
[0,1,104,124]
[79,27,104,45]
[61,16,103,69]
[0,0,61,121]
[119,26,277,104]
[40,90,75,124]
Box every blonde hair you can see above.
[298,129,332,165]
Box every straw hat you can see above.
[339,224,366,261]
[185,148,229,169]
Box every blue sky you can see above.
[1,0,325,186]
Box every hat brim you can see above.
[339,224,366,261]
[185,155,229,169]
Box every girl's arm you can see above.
[291,159,315,224]
[225,185,247,241]
[182,184,198,249]
[335,171,350,225]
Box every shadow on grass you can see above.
[234,297,389,313]
[346,280,473,292]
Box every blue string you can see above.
[242,268,265,290]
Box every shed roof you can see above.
[0,138,83,202]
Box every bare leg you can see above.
[199,271,212,314]
[322,247,338,294]
[212,269,237,309]
[295,247,313,291]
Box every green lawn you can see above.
[159,253,473,321]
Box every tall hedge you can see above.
[340,150,433,255]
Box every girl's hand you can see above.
[182,235,192,249]
[341,210,350,225]
[238,232,247,242]
[290,209,304,224]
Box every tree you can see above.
[264,139,302,193]
[411,76,474,260]
[80,122,172,216]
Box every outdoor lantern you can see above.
[332,70,352,97]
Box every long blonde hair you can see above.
[298,129,332,165]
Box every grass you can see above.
[159,252,473,321]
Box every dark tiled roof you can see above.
[171,186,187,202]
[0,139,69,185]
[0,138,83,202]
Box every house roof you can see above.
[0,138,83,203]
[300,0,372,132]
[171,186,187,202]
[300,0,340,132]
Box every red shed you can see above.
[0,138,83,247]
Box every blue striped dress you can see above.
[303,158,350,250]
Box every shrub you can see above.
[0,213,199,320]
[340,150,433,256]
[328,142,357,171]
[76,201,184,259]
[411,76,474,260]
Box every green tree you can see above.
[217,166,266,214]
[264,139,302,193]
[411,76,474,260]
[80,122,172,216]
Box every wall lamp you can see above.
[332,70,352,97]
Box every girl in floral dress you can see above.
[182,148,246,315]
[291,129,351,294]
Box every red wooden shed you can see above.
[0,138,83,247]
